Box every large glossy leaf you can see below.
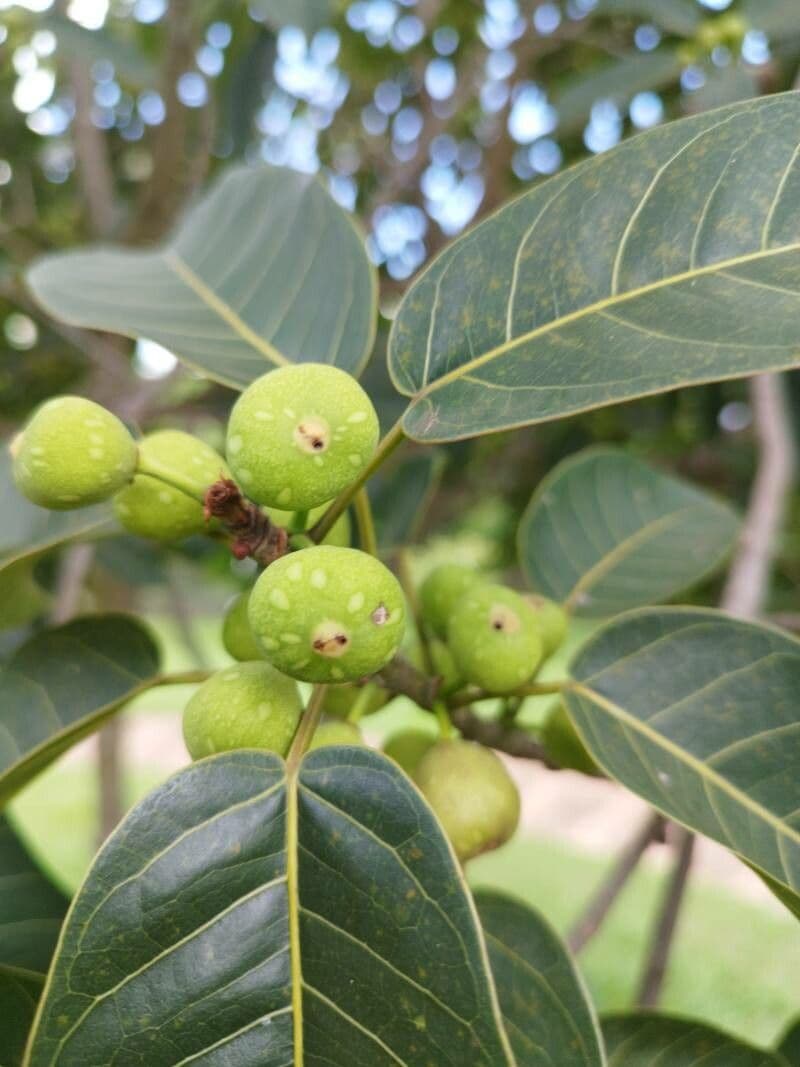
[27,164,377,389]
[602,1013,787,1066]
[24,748,515,1066]
[389,93,800,442]
[0,616,161,807]
[518,448,739,615]
[779,1019,800,1065]
[475,891,605,1067]
[594,0,701,36]
[251,0,335,34]
[0,817,68,974]
[369,450,446,551]
[0,452,113,582]
[0,968,44,1067]
[566,609,800,895]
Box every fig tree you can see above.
[447,583,542,693]
[12,395,137,509]
[419,563,478,638]
[182,661,301,759]
[226,363,379,510]
[415,740,520,862]
[248,545,405,683]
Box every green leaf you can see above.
[756,870,800,922]
[370,450,446,551]
[0,967,44,1067]
[0,451,113,582]
[518,448,739,616]
[44,13,155,87]
[475,891,606,1067]
[602,1013,787,1065]
[778,1018,800,1065]
[0,616,161,807]
[0,816,67,975]
[251,0,336,35]
[27,164,377,389]
[25,748,516,1066]
[565,608,800,895]
[389,93,800,442]
[593,0,701,36]
[555,49,684,135]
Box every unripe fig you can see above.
[222,590,263,662]
[265,502,351,547]
[525,593,568,658]
[12,396,137,509]
[415,740,520,862]
[226,363,379,510]
[248,546,405,683]
[447,584,542,694]
[409,637,462,694]
[323,683,387,720]
[308,721,365,751]
[541,703,600,777]
[419,563,479,639]
[383,728,436,776]
[113,430,229,542]
[0,559,50,630]
[182,661,301,759]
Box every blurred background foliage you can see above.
[1,0,800,1039]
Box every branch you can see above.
[721,373,796,618]
[69,59,116,236]
[568,813,665,954]
[636,827,695,1007]
[451,706,556,765]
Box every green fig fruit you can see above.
[323,682,388,720]
[383,728,436,776]
[525,593,569,658]
[415,740,520,862]
[447,584,542,694]
[226,363,379,510]
[540,703,600,776]
[419,563,479,639]
[12,396,137,509]
[182,661,301,759]
[265,502,351,546]
[221,590,263,662]
[248,545,405,683]
[113,430,229,542]
[308,721,365,751]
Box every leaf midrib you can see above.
[402,240,800,401]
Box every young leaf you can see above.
[0,967,44,1067]
[24,748,516,1066]
[566,608,800,896]
[389,93,800,442]
[779,1018,800,1065]
[0,616,161,806]
[0,452,113,583]
[475,891,606,1066]
[602,1013,787,1065]
[26,164,377,389]
[0,817,68,975]
[518,448,739,615]
[369,450,446,551]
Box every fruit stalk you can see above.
[287,685,328,769]
[353,488,378,555]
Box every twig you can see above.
[373,654,441,710]
[568,813,665,954]
[354,488,378,556]
[203,478,288,566]
[636,828,695,1008]
[451,706,556,765]
[721,373,796,618]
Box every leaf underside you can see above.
[0,616,161,807]
[25,748,515,1067]
[602,1013,787,1066]
[476,891,606,1067]
[1,967,44,1067]
[390,93,800,441]
[566,608,800,895]
[26,164,377,389]
[518,448,739,616]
